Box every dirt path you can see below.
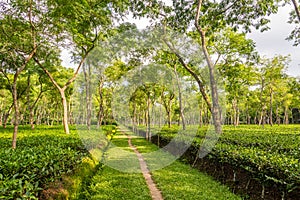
[124,132,164,200]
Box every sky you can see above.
[247,5,299,77]
[61,3,299,77]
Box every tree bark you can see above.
[292,0,300,23]
[60,90,70,134]
[34,37,95,134]
[161,91,174,128]
[232,98,237,126]
[3,103,13,128]
[284,106,289,124]
[83,64,92,130]
[163,39,212,113]
[12,74,20,149]
[147,95,151,141]
[275,104,280,125]
[269,88,273,126]
[174,65,186,130]
[11,6,36,148]
[199,98,203,127]
[195,0,222,134]
[259,78,265,127]
[97,78,105,129]
[29,78,43,129]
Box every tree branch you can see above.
[292,0,300,23]
[34,57,62,91]
[162,35,212,112]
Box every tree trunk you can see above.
[26,74,31,126]
[269,89,273,126]
[146,96,151,141]
[0,113,2,126]
[83,64,92,130]
[284,106,289,124]
[12,75,19,149]
[174,65,186,130]
[259,78,265,127]
[232,98,237,126]
[199,98,203,127]
[132,103,137,132]
[275,104,280,125]
[11,0,37,148]
[236,106,240,126]
[34,41,94,134]
[195,0,222,134]
[3,104,13,128]
[159,102,162,128]
[292,0,300,22]
[60,90,70,134]
[97,78,104,129]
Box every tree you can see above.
[214,28,257,126]
[33,0,117,134]
[0,0,37,148]
[256,55,290,126]
[287,0,300,45]
[130,0,281,133]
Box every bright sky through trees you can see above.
[61,1,299,77]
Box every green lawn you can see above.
[82,131,241,200]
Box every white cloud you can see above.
[247,5,300,76]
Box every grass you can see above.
[128,133,242,200]
[0,125,241,199]
[82,130,241,200]
[80,132,152,200]
[84,167,152,200]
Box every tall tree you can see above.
[33,0,118,134]
[0,0,37,148]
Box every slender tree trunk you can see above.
[259,78,265,127]
[68,96,74,125]
[195,0,222,134]
[12,75,19,149]
[159,102,162,128]
[29,82,43,129]
[147,96,151,141]
[167,110,171,128]
[269,89,273,126]
[292,0,300,22]
[284,106,289,124]
[237,106,240,126]
[11,0,37,148]
[275,104,280,125]
[174,66,186,130]
[34,39,94,134]
[162,28,212,113]
[83,64,92,130]
[97,79,104,129]
[26,74,31,125]
[132,103,137,132]
[0,113,2,126]
[199,98,203,127]
[246,102,251,124]
[232,98,237,126]
[60,90,70,134]
[3,104,13,128]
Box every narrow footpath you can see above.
[125,132,164,200]
[75,129,241,200]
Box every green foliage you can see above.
[153,124,300,194]
[0,126,88,199]
[128,131,241,200]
